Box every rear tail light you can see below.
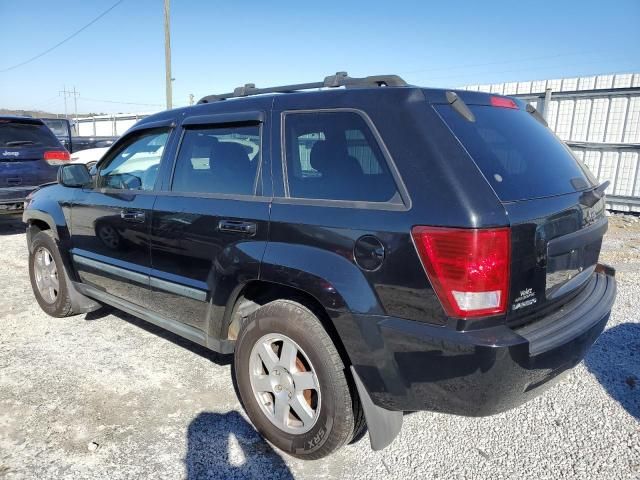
[411,226,511,318]
[490,96,518,109]
[44,150,71,165]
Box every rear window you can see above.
[0,121,61,148]
[41,119,70,137]
[435,104,595,202]
[284,111,399,203]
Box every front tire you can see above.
[233,300,362,459]
[28,230,75,317]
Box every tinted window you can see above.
[98,130,168,190]
[436,104,595,201]
[172,125,260,195]
[41,119,70,137]
[0,120,61,148]
[284,112,398,202]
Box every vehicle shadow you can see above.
[0,215,24,236]
[186,411,294,480]
[83,306,232,366]
[584,322,639,420]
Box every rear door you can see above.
[265,96,412,321]
[149,110,270,338]
[435,97,606,324]
[0,119,62,202]
[69,122,174,308]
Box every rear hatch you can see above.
[0,119,63,200]
[434,93,606,325]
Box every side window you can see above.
[284,111,398,202]
[98,129,168,190]
[172,124,260,195]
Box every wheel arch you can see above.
[24,208,101,314]
[225,280,353,369]
[24,210,58,248]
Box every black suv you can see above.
[23,73,617,459]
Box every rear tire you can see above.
[28,230,75,317]
[233,299,362,459]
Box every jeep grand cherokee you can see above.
[23,73,616,459]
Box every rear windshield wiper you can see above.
[3,140,36,146]
[446,91,475,122]
[579,181,610,207]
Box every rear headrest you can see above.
[310,140,343,173]
[310,140,362,177]
[189,133,218,151]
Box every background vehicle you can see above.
[40,117,117,153]
[70,146,109,169]
[0,116,69,213]
[23,73,616,459]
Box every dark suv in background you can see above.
[40,117,118,153]
[23,73,616,459]
[1,116,69,213]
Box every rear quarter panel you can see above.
[266,88,509,329]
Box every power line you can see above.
[78,96,163,107]
[25,95,61,112]
[0,0,125,73]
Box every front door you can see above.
[149,110,271,338]
[70,126,173,308]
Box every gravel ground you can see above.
[0,214,638,480]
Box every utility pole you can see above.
[189,93,194,106]
[59,85,68,118]
[59,86,80,120]
[164,0,172,110]
[72,86,79,120]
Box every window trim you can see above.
[94,126,172,192]
[280,108,411,210]
[167,121,264,199]
[182,110,265,126]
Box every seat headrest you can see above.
[310,140,343,173]
[309,140,362,177]
[185,134,218,154]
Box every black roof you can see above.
[0,115,45,124]
[135,72,518,128]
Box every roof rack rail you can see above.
[197,72,407,104]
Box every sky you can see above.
[0,0,639,115]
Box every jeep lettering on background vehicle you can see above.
[22,73,617,459]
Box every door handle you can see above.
[218,219,257,236]
[120,210,146,223]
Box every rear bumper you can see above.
[0,185,40,205]
[345,271,616,416]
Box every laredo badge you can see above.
[512,287,537,310]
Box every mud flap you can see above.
[350,366,403,450]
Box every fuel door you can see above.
[354,235,385,271]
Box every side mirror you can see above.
[58,163,92,188]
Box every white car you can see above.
[70,147,110,169]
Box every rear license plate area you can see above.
[546,242,599,299]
